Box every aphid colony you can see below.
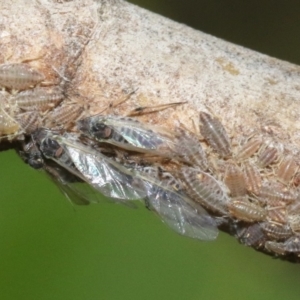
[2,63,300,262]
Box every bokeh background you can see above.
[1,1,300,299]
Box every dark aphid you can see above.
[0,63,45,90]
[77,115,204,164]
[179,167,229,215]
[18,138,44,169]
[199,111,231,158]
[282,236,300,254]
[13,86,64,111]
[237,223,266,248]
[35,129,146,202]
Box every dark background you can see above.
[1,1,300,299]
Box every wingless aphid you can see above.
[0,63,45,91]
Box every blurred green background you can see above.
[1,1,300,300]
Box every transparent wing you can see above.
[78,115,177,155]
[43,163,102,205]
[135,168,219,240]
[59,134,147,201]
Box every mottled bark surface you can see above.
[2,0,300,262]
[1,0,300,138]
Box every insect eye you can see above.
[92,123,112,139]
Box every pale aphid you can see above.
[228,198,267,222]
[15,111,39,134]
[257,144,278,168]
[12,86,64,111]
[0,63,45,90]
[179,166,229,215]
[45,104,84,128]
[265,241,286,256]
[276,155,299,185]
[235,137,262,161]
[199,111,231,158]
[242,161,262,195]
[260,222,293,240]
[224,162,247,197]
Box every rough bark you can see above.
[1,0,300,140]
[2,0,300,262]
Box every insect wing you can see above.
[43,164,101,205]
[60,135,146,201]
[78,115,174,154]
[137,170,218,240]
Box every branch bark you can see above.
[2,0,300,261]
[1,0,300,139]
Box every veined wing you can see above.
[77,115,177,154]
[132,166,218,240]
[50,132,147,201]
[43,162,102,206]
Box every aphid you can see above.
[173,126,208,170]
[179,167,229,215]
[77,115,202,164]
[287,214,300,233]
[45,104,84,127]
[134,166,218,240]
[282,236,300,254]
[237,223,266,248]
[12,86,64,111]
[199,111,231,158]
[265,241,286,255]
[293,172,300,187]
[0,63,45,90]
[242,162,262,195]
[15,111,39,134]
[0,109,20,136]
[18,137,108,206]
[276,155,298,185]
[260,222,293,240]
[35,129,146,201]
[235,137,262,161]
[17,138,44,169]
[224,163,246,197]
[258,182,297,205]
[257,145,278,168]
[228,198,267,222]
[267,206,287,225]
